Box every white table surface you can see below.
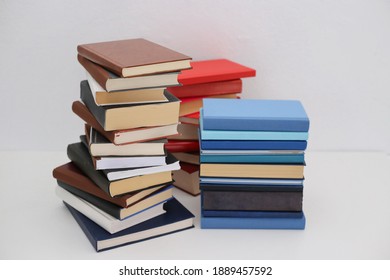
[1,151,389,260]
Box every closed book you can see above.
[72,101,179,145]
[200,153,305,164]
[78,55,181,91]
[167,123,199,141]
[86,72,168,106]
[178,93,239,117]
[179,112,200,125]
[55,186,166,234]
[77,38,191,77]
[102,153,180,181]
[67,142,172,197]
[64,197,195,252]
[202,99,310,132]
[80,80,180,131]
[200,177,304,186]
[200,163,305,179]
[92,154,168,170]
[172,162,200,196]
[201,190,303,211]
[201,214,306,229]
[86,127,166,156]
[165,140,199,153]
[52,162,167,208]
[178,59,255,85]
[200,184,303,192]
[199,113,308,141]
[167,79,242,98]
[57,181,173,220]
[200,140,308,151]
[171,152,200,165]
[202,210,304,219]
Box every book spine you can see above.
[200,154,305,164]
[80,80,107,130]
[200,140,308,151]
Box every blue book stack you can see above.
[199,99,310,229]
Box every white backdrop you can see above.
[1,0,389,152]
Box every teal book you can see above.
[200,154,305,164]
[201,213,306,229]
[202,99,309,132]
[199,111,309,141]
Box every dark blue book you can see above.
[200,183,303,192]
[202,209,304,219]
[201,213,306,229]
[64,197,194,252]
[201,140,307,150]
[202,99,309,132]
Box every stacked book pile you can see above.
[167,59,256,196]
[199,98,309,229]
[52,38,195,252]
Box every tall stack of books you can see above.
[52,38,195,252]
[199,98,309,229]
[167,59,256,196]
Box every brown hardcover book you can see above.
[171,152,200,165]
[52,162,166,208]
[78,55,181,92]
[200,163,305,179]
[172,162,200,196]
[77,38,192,77]
[202,190,303,211]
[72,101,178,145]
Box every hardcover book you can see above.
[56,186,166,234]
[200,140,308,151]
[201,214,306,230]
[201,190,303,211]
[199,177,304,186]
[67,142,173,197]
[77,38,192,77]
[172,162,200,196]
[167,79,242,98]
[57,181,173,220]
[177,59,255,85]
[72,101,179,145]
[52,162,167,208]
[86,72,168,106]
[202,99,310,132]
[64,197,195,252]
[80,80,180,131]
[78,55,181,92]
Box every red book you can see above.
[177,59,256,85]
[167,79,242,98]
[165,140,199,153]
[179,112,200,125]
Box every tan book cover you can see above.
[77,38,191,77]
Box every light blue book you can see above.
[202,99,309,132]
[201,213,306,229]
[199,110,309,141]
[200,154,305,164]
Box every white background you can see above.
[1,0,389,152]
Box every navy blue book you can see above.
[202,209,304,219]
[202,99,309,132]
[201,213,306,229]
[200,183,303,192]
[64,197,194,252]
[201,140,307,151]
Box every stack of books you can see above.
[52,38,195,252]
[199,98,310,229]
[167,59,256,196]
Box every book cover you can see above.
[201,190,303,211]
[165,140,199,153]
[77,38,192,77]
[67,142,173,197]
[202,99,310,132]
[177,59,255,85]
[64,197,195,252]
[200,183,303,192]
[52,162,167,208]
[201,213,306,229]
[55,186,166,234]
[167,79,242,98]
[202,210,304,219]
[72,101,179,145]
[80,80,180,131]
[179,112,200,125]
[199,177,304,186]
[58,181,173,220]
[200,140,308,151]
[172,162,200,196]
